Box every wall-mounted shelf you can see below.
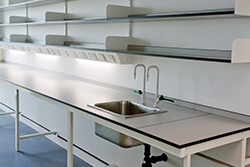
[0,5,134,26]
[0,0,73,11]
[0,35,131,64]
[1,0,250,64]
[118,45,232,63]
[0,7,248,27]
[3,34,248,63]
[7,33,129,50]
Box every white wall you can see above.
[4,51,250,116]
[0,0,249,167]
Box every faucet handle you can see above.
[134,89,143,95]
[154,95,174,108]
[158,95,174,103]
[134,90,146,105]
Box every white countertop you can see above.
[0,62,249,149]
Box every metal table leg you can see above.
[183,154,191,167]
[15,89,20,152]
[241,138,247,167]
[67,111,73,167]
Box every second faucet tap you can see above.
[147,65,160,107]
[133,64,159,106]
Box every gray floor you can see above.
[0,110,92,167]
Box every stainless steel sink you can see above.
[95,122,143,148]
[88,100,167,148]
[88,100,167,119]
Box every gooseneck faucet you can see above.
[134,64,146,105]
[147,65,159,107]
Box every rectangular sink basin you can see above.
[88,100,167,148]
[88,100,167,119]
[95,122,143,148]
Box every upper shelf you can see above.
[0,4,249,27]
[0,1,250,64]
[0,0,72,11]
[0,8,242,27]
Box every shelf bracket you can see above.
[106,5,131,19]
[235,0,250,16]
[0,111,15,115]
[46,35,66,45]
[106,36,129,50]
[232,39,250,63]
[10,34,28,43]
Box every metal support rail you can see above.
[14,89,57,152]
[0,111,15,115]
[196,153,235,167]
[19,131,57,140]
[0,101,15,115]
[0,89,97,167]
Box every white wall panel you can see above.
[68,22,129,44]
[131,17,250,50]
[28,3,65,22]
[28,25,65,45]
[4,51,250,116]
[0,82,15,110]
[1,8,25,23]
[0,0,8,6]
[67,0,129,18]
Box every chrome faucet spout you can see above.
[134,64,146,105]
[147,65,159,107]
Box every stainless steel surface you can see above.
[95,123,143,148]
[89,100,166,119]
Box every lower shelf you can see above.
[0,42,132,64]
[124,45,231,63]
[1,38,250,64]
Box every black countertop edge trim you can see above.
[179,127,250,148]
[1,78,249,149]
